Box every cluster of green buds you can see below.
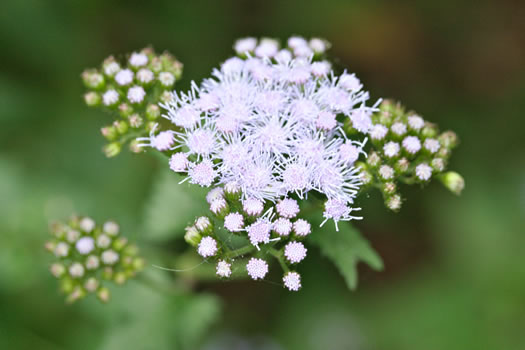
[82,48,183,157]
[183,184,311,291]
[351,100,465,211]
[45,215,145,303]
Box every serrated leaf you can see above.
[142,169,209,241]
[310,222,383,290]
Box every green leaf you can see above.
[310,222,383,290]
[142,169,209,241]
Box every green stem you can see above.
[225,244,256,259]
[269,247,289,273]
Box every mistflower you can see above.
[311,61,331,77]
[206,187,225,204]
[169,152,188,172]
[339,73,361,92]
[137,68,154,84]
[197,236,218,257]
[246,258,269,280]
[276,198,300,219]
[101,250,119,265]
[190,160,217,187]
[415,163,432,181]
[424,138,440,154]
[210,197,228,216]
[402,136,421,154]
[309,37,328,54]
[85,255,100,270]
[129,52,148,67]
[234,37,257,54]
[103,90,119,106]
[407,115,425,131]
[54,242,69,257]
[293,219,311,237]
[103,221,119,235]
[150,130,175,151]
[115,69,133,86]
[76,237,95,255]
[159,72,175,87]
[284,241,307,263]
[127,86,146,103]
[387,194,402,211]
[66,229,80,243]
[255,38,279,58]
[350,109,373,133]
[339,141,361,165]
[224,212,244,232]
[243,198,264,217]
[80,217,95,233]
[370,124,388,140]
[383,141,400,158]
[216,260,232,277]
[321,198,361,230]
[379,165,395,180]
[283,271,302,291]
[273,217,293,236]
[247,217,272,247]
[391,122,407,136]
[69,263,85,278]
[195,216,212,232]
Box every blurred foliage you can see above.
[1,0,524,349]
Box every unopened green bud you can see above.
[97,287,110,303]
[82,69,105,90]
[67,286,87,303]
[112,237,128,251]
[102,267,113,280]
[113,120,129,134]
[128,114,143,128]
[132,257,145,271]
[367,152,381,168]
[84,92,101,107]
[224,182,241,202]
[421,123,438,138]
[129,140,143,153]
[50,263,66,278]
[160,90,173,104]
[395,157,409,173]
[60,277,75,294]
[383,182,397,195]
[101,126,118,141]
[118,103,133,118]
[146,104,161,120]
[386,194,402,212]
[431,158,446,172]
[114,271,127,285]
[184,226,202,247]
[103,142,121,157]
[439,171,464,195]
[439,131,458,149]
[145,121,157,133]
[150,56,163,73]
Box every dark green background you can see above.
[1,1,524,349]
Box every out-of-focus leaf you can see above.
[310,223,383,290]
[142,169,209,241]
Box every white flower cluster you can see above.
[140,37,376,228]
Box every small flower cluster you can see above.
[184,183,311,291]
[140,36,372,229]
[45,216,144,303]
[82,48,183,157]
[353,100,464,210]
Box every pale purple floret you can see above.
[321,198,362,231]
[273,218,293,236]
[276,198,300,219]
[403,136,422,154]
[247,217,272,247]
[415,163,433,181]
[284,241,307,263]
[224,212,244,232]
[197,236,218,258]
[189,159,217,187]
[169,153,188,172]
[246,258,269,280]
[283,271,302,291]
[293,219,311,237]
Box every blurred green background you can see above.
[1,0,524,349]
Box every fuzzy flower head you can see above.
[283,271,302,291]
[147,37,375,229]
[246,258,269,280]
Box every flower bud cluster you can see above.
[354,100,463,210]
[45,215,144,303]
[185,183,310,291]
[82,48,183,157]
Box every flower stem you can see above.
[226,244,256,259]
